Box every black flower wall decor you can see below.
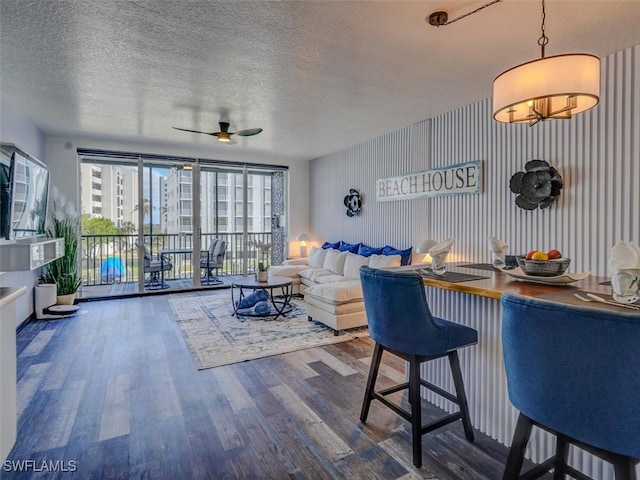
[343,189,362,217]
[509,160,563,210]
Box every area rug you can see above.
[168,292,368,370]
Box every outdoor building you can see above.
[79,163,139,229]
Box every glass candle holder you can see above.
[611,269,640,304]
[431,252,448,275]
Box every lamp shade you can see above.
[296,233,310,257]
[493,53,600,124]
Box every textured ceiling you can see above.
[1,1,640,161]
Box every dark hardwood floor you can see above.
[4,291,535,479]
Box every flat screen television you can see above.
[0,144,50,241]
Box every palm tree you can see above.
[119,221,137,234]
[132,197,153,219]
[133,198,155,234]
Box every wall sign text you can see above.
[376,160,482,202]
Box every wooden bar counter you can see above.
[414,264,609,300]
[392,263,624,478]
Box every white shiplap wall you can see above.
[311,44,639,272]
[309,120,435,263]
[309,44,639,478]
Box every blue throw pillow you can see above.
[338,242,361,253]
[382,245,413,266]
[358,244,384,257]
[254,301,271,315]
[236,289,269,309]
[322,241,342,250]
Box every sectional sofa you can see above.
[268,241,412,334]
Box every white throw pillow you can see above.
[343,252,370,280]
[308,246,328,268]
[368,254,401,268]
[323,248,348,275]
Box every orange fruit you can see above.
[525,250,539,260]
[547,249,562,259]
[531,251,549,261]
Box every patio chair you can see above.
[201,239,227,285]
[136,240,173,288]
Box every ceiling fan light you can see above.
[217,132,231,143]
[493,54,600,124]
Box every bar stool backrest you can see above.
[501,293,640,459]
[360,266,450,357]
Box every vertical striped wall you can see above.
[311,44,639,273]
[310,127,418,251]
[310,44,639,478]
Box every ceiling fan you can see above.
[172,122,263,144]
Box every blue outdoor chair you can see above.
[501,293,640,480]
[359,266,478,468]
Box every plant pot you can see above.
[35,284,58,320]
[56,293,77,305]
[256,271,268,282]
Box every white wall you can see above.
[0,94,46,326]
[310,44,640,277]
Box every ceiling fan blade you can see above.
[173,126,218,136]
[233,128,263,137]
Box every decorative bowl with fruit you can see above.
[517,249,571,277]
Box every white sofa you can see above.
[268,246,402,334]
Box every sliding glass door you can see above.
[199,165,276,280]
[78,151,287,299]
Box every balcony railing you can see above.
[80,232,273,287]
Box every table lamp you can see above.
[296,233,310,257]
[416,239,437,264]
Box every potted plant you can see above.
[41,187,82,304]
[252,240,271,282]
[256,262,268,282]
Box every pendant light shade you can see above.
[493,53,600,124]
[492,0,600,125]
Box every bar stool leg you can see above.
[409,355,423,468]
[502,413,534,480]
[553,437,568,480]
[612,456,638,480]
[448,351,475,442]
[360,343,383,422]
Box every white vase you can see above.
[256,271,268,282]
[56,293,77,305]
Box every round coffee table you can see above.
[231,275,294,320]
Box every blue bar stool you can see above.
[501,293,640,480]
[359,266,478,468]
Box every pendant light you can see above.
[492,0,600,125]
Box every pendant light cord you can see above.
[538,0,549,58]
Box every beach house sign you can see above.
[376,160,482,202]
